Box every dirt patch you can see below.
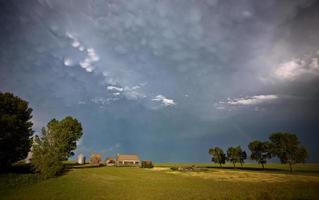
[150,167,170,171]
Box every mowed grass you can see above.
[0,163,319,200]
[155,162,319,173]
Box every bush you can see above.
[141,160,153,168]
[31,117,83,179]
[170,166,178,171]
[32,136,64,179]
[90,154,102,164]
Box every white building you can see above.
[115,154,141,167]
[77,153,86,164]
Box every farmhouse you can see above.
[105,157,115,166]
[115,154,141,167]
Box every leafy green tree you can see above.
[269,132,308,172]
[32,116,83,178]
[248,140,271,169]
[46,117,83,159]
[32,128,63,178]
[227,146,242,168]
[0,92,33,170]
[208,147,226,167]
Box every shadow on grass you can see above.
[64,163,106,169]
[0,163,34,174]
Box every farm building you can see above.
[105,157,115,166]
[77,153,86,164]
[115,154,141,167]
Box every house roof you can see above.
[116,154,140,161]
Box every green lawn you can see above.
[1,163,319,200]
[155,163,319,173]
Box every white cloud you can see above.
[87,48,100,62]
[221,95,278,106]
[274,59,305,80]
[152,95,176,107]
[72,40,80,48]
[65,32,100,73]
[107,86,124,92]
[274,56,319,81]
[64,58,73,66]
[78,46,85,51]
[66,32,75,40]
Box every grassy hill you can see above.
[1,163,319,200]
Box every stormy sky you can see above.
[1,0,319,162]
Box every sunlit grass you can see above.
[1,163,319,200]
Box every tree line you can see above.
[209,133,308,172]
[0,92,83,178]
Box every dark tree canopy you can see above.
[248,140,271,169]
[240,150,247,167]
[208,147,226,167]
[0,92,33,170]
[269,132,308,172]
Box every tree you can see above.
[46,117,83,159]
[248,140,271,169]
[208,147,226,167]
[32,128,64,179]
[0,92,33,170]
[240,150,247,167]
[269,132,308,172]
[90,153,102,164]
[32,116,83,178]
[227,146,243,168]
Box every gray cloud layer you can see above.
[1,0,319,162]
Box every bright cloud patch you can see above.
[152,95,176,107]
[221,95,278,106]
[107,86,124,92]
[65,32,100,73]
[274,55,319,81]
[63,58,73,66]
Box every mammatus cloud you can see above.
[63,58,73,66]
[65,32,99,72]
[107,86,124,92]
[152,95,176,107]
[218,95,278,107]
[274,51,319,81]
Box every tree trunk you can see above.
[289,162,293,173]
[233,162,236,168]
[261,163,264,169]
[240,162,243,168]
[219,163,222,167]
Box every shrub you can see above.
[141,160,153,168]
[90,153,102,164]
[170,166,178,171]
[32,137,64,179]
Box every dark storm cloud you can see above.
[0,0,318,162]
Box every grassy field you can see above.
[1,163,319,200]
